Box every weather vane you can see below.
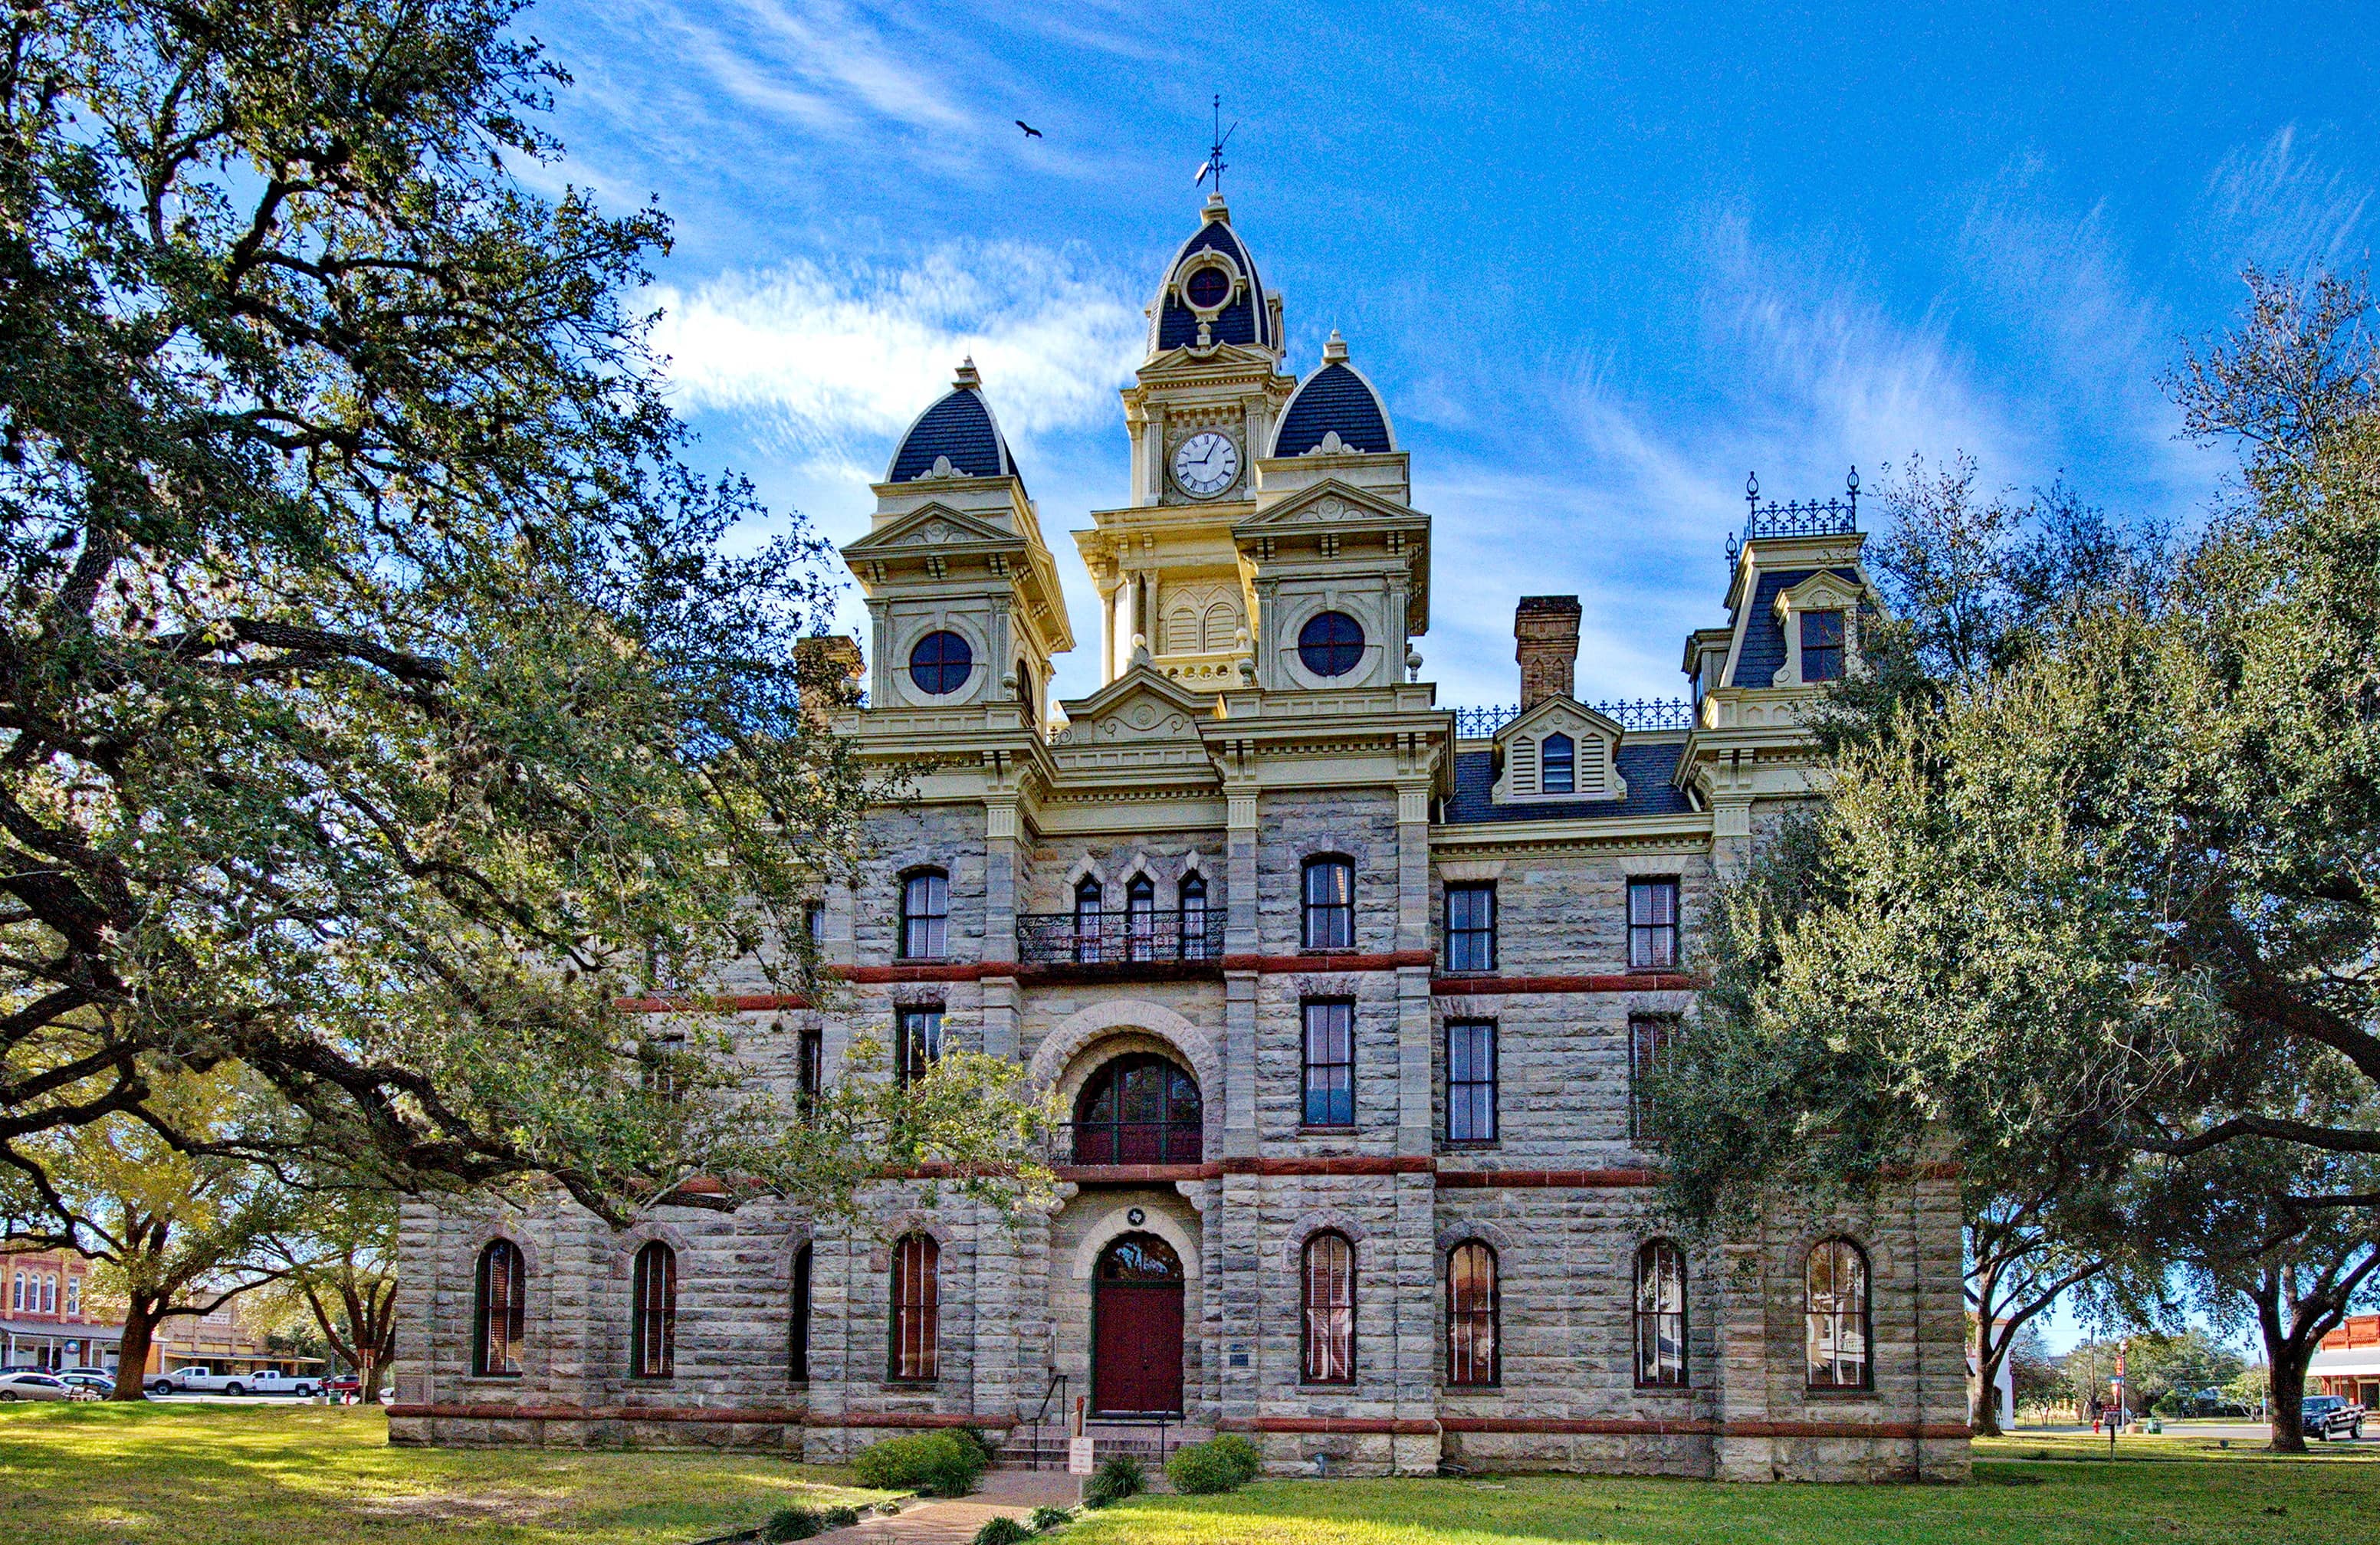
[1193,94,1236,193]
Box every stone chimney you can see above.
[1515,595,1581,710]
[794,635,865,723]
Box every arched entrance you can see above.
[1092,1233,1184,1415]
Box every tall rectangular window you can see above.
[900,871,948,960]
[1627,877,1680,970]
[897,1006,943,1085]
[798,1026,824,1114]
[1801,609,1845,682]
[1302,857,1354,951]
[64,1278,79,1317]
[889,1233,941,1382]
[1630,1014,1677,1143]
[1301,999,1355,1127]
[1444,882,1496,973]
[1446,1020,1498,1143]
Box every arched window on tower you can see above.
[1126,875,1157,961]
[1302,1232,1356,1384]
[1073,875,1105,963]
[889,1232,941,1381]
[1446,1242,1499,1386]
[1805,1238,1871,1390]
[630,1241,677,1379]
[1634,1240,1687,1388]
[1177,874,1209,959]
[473,1239,527,1376]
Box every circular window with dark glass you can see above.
[1183,264,1230,310]
[908,630,973,694]
[1296,611,1365,678]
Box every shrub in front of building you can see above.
[852,1431,986,1497]
[1164,1438,1249,1494]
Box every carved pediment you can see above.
[1235,478,1420,534]
[1053,667,1215,748]
[842,501,1020,557]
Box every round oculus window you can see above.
[1183,264,1231,310]
[908,630,973,695]
[1296,611,1364,677]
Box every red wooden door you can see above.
[1092,1233,1184,1414]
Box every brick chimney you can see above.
[1515,595,1581,710]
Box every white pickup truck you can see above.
[146,1365,320,1397]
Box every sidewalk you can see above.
[827,1471,1081,1543]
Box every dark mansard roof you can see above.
[1272,340,1395,457]
[1443,740,1696,824]
[885,362,1025,491]
[1148,199,1274,354]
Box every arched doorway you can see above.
[1073,1054,1201,1165]
[1092,1232,1184,1415]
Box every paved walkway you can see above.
[827,1471,1081,1544]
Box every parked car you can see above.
[2182,1389,2251,1418]
[0,1370,95,1402]
[56,1371,117,1397]
[145,1365,320,1397]
[2302,1394,2367,1440]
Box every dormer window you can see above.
[1800,610,1845,683]
[1540,733,1575,794]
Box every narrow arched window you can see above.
[473,1238,527,1376]
[1446,1242,1499,1386]
[1805,1238,1871,1390]
[1635,1240,1688,1388]
[890,1232,941,1381]
[790,1243,813,1383]
[1177,873,1209,959]
[1126,876,1157,961]
[1073,875,1105,963]
[900,870,949,960]
[1302,855,1354,951]
[1302,1232,1355,1384]
[1540,733,1576,794]
[630,1241,677,1378]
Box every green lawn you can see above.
[1067,1437,2378,1545]
[0,1402,888,1545]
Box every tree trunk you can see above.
[1970,1306,2004,1437]
[110,1297,162,1401]
[2267,1347,2309,1452]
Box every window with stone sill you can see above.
[1302,855,1355,951]
[888,1232,940,1382]
[1300,999,1355,1128]
[899,869,950,960]
[1627,877,1680,971]
[629,1241,677,1379]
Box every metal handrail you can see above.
[1016,907,1224,965]
[1057,1119,1203,1166]
[1026,1370,1069,1471]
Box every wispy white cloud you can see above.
[648,243,1146,480]
[2204,124,2373,272]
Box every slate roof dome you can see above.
[1271,332,1395,457]
[885,358,1026,491]
[1147,193,1275,354]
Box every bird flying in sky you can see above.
[1016,120,1042,139]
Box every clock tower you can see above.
[1075,193,1299,690]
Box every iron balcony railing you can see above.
[1451,697,1696,739]
[1725,468,1862,563]
[1016,908,1225,966]
[1059,1120,1204,1166]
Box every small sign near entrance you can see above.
[1068,1436,1095,1475]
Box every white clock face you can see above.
[1170,431,1239,498]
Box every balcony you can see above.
[1016,908,1224,967]
[1060,1120,1204,1167]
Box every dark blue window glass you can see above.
[908,631,973,694]
[1302,1000,1354,1127]
[1296,612,1364,677]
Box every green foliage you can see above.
[1164,1439,1249,1495]
[957,1424,1004,1466]
[762,1504,825,1542]
[1080,1453,1144,1508]
[0,0,1053,1228]
[1206,1433,1261,1485]
[1026,1504,1075,1532]
[850,1432,986,1498]
[972,1518,1032,1545]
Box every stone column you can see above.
[980,794,1021,1061]
[1714,1234,1776,1481]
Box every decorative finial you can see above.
[953,356,980,389]
[1322,329,1348,363]
[1406,648,1423,683]
[1194,94,1236,198]
[1746,471,1760,503]
[1847,465,1860,497]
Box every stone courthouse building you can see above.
[392,195,1968,1481]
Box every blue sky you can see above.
[522,0,2375,716]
